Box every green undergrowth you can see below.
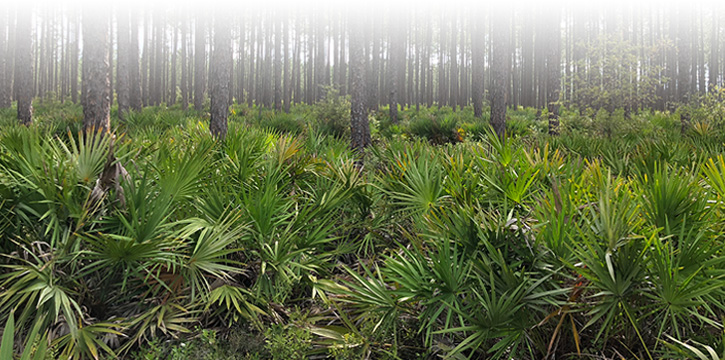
[1,100,724,359]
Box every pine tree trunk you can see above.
[15,5,33,125]
[283,10,291,113]
[0,8,10,108]
[388,12,399,123]
[711,6,719,91]
[129,9,142,111]
[117,7,130,121]
[349,11,369,155]
[194,13,206,111]
[181,10,188,110]
[210,9,231,139]
[547,6,561,135]
[274,12,282,111]
[82,4,111,133]
[472,8,484,118]
[490,9,510,138]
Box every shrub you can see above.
[312,86,351,138]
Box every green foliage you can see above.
[1,102,725,360]
[569,33,666,112]
[312,87,351,138]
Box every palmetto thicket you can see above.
[1,109,725,358]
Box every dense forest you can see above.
[2,1,725,359]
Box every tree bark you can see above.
[117,7,130,121]
[274,11,282,111]
[210,9,231,140]
[129,8,142,111]
[547,6,561,135]
[0,7,10,108]
[711,6,719,91]
[490,8,510,138]
[388,9,400,123]
[82,4,111,133]
[181,9,188,110]
[15,5,32,125]
[194,12,206,111]
[472,8,484,118]
[349,11,369,156]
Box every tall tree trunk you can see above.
[677,5,691,133]
[71,7,79,104]
[490,8,510,138]
[547,6,561,135]
[181,10,188,110]
[15,5,32,125]
[210,9,231,140]
[0,7,10,108]
[438,12,447,107]
[82,4,111,133]
[141,10,149,107]
[117,7,130,121]
[449,13,458,111]
[170,15,178,105]
[194,12,206,111]
[283,10,291,113]
[349,10,369,156]
[129,9,142,111]
[274,11,282,111]
[388,9,400,123]
[472,8,484,118]
[711,6,719,91]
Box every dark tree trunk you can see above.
[170,16,178,106]
[117,7,130,121]
[449,13,458,111]
[15,5,32,125]
[152,8,163,106]
[194,13,206,111]
[210,9,231,140]
[490,8,510,138]
[82,4,111,133]
[71,8,79,104]
[274,12,282,111]
[472,8,484,118]
[129,9,142,111]
[438,12,447,107]
[368,14,380,111]
[349,11,369,155]
[0,7,10,108]
[141,10,149,107]
[283,10,291,113]
[547,6,561,135]
[388,10,400,123]
[107,11,113,108]
[711,6,719,91]
[181,10,188,110]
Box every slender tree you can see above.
[210,9,231,139]
[117,7,130,121]
[15,5,32,125]
[194,12,206,111]
[129,8,142,111]
[710,6,719,91]
[472,8,484,118]
[0,8,10,108]
[490,7,510,138]
[388,8,401,123]
[82,4,111,133]
[349,10,369,155]
[546,6,561,135]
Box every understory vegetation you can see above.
[2,95,725,359]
